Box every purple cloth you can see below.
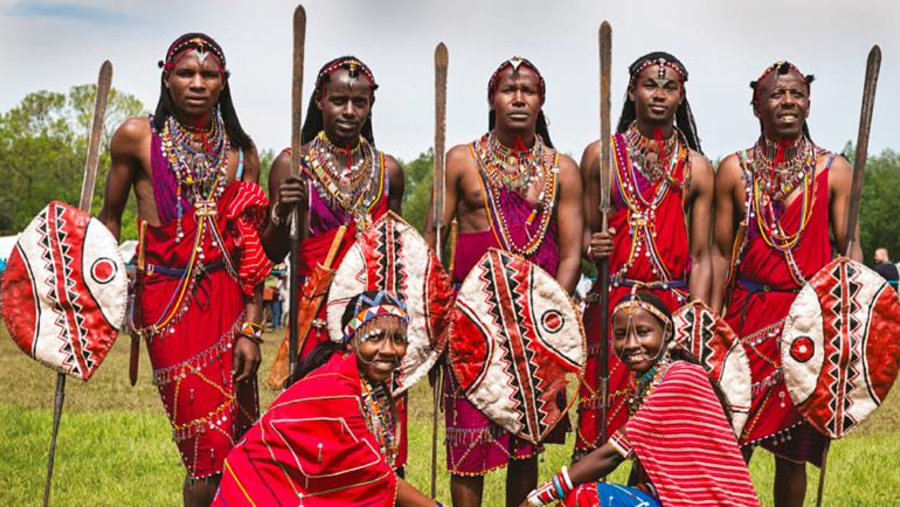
[446,185,566,476]
[756,422,827,468]
[150,128,183,225]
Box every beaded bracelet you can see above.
[526,466,574,506]
[239,321,264,345]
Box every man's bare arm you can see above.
[240,147,261,184]
[580,141,603,257]
[827,155,859,260]
[259,152,305,262]
[98,118,144,241]
[555,155,584,294]
[710,155,742,314]
[424,145,466,251]
[687,153,714,304]
[385,155,404,215]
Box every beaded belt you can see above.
[737,278,800,293]
[144,262,225,278]
[609,276,686,290]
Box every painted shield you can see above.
[450,248,585,444]
[327,212,453,394]
[2,201,127,380]
[672,300,752,436]
[782,257,900,439]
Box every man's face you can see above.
[317,68,373,146]
[628,64,683,127]
[875,248,888,264]
[165,50,225,120]
[754,71,810,141]
[491,65,542,134]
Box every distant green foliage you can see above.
[399,148,434,233]
[857,150,900,265]
[0,85,146,237]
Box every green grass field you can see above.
[1,327,897,506]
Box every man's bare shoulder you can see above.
[582,139,603,160]
[110,117,150,161]
[688,150,714,176]
[824,152,852,186]
[446,143,476,174]
[382,153,403,174]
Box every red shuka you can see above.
[576,133,691,454]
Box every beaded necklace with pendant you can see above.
[304,131,381,230]
[360,376,398,467]
[484,131,544,192]
[160,110,230,241]
[623,121,679,185]
[749,137,816,285]
[472,132,559,257]
[611,126,690,283]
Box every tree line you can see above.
[1,85,897,267]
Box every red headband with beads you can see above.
[159,36,227,78]
[315,57,379,100]
[630,57,686,85]
[751,61,812,103]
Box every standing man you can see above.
[261,56,403,360]
[874,247,899,289]
[426,57,583,507]
[711,61,856,507]
[260,56,408,465]
[99,33,270,506]
[574,52,714,457]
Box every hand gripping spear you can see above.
[430,41,448,499]
[288,4,306,384]
[815,44,881,507]
[596,21,613,447]
[43,60,112,507]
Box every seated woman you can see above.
[523,292,759,507]
[214,290,442,506]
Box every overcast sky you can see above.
[2,0,897,163]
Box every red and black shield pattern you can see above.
[327,212,453,394]
[2,201,127,380]
[672,300,752,436]
[450,248,585,444]
[782,257,900,439]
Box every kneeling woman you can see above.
[524,292,759,507]
[215,290,441,506]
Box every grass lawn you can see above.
[1,327,898,506]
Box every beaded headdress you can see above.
[629,56,687,85]
[342,290,409,343]
[612,289,674,340]
[488,56,546,105]
[750,60,814,104]
[314,56,379,100]
[159,33,227,78]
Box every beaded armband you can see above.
[526,466,574,506]
[239,321,264,345]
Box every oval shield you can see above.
[782,257,900,439]
[2,201,127,380]
[450,248,585,444]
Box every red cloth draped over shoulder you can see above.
[576,134,691,454]
[724,165,831,445]
[214,352,398,507]
[625,361,759,506]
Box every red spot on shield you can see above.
[790,336,815,363]
[91,258,117,284]
[541,310,563,334]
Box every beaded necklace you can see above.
[303,131,382,231]
[484,131,544,192]
[748,137,817,285]
[360,376,399,467]
[626,358,670,416]
[471,132,559,257]
[623,122,678,184]
[611,126,691,283]
[160,110,230,241]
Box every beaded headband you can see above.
[630,57,686,85]
[613,299,673,333]
[488,56,546,105]
[315,57,379,99]
[159,35,227,77]
[342,291,409,342]
[750,60,814,103]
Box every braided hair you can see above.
[487,57,554,149]
[616,51,702,154]
[301,56,378,145]
[750,60,815,139]
[153,33,254,151]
